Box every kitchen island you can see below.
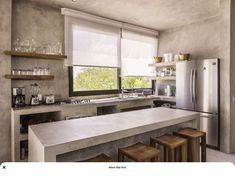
[28,107,200,162]
[12,96,175,162]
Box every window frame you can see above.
[69,66,154,97]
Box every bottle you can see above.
[166,85,172,97]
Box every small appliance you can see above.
[44,95,55,105]
[12,87,25,108]
[30,83,40,106]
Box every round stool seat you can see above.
[118,142,160,162]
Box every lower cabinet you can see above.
[120,105,151,112]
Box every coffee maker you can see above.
[12,87,25,108]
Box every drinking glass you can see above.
[39,67,44,75]
[46,68,50,75]
[42,46,47,54]
[12,69,17,75]
[13,38,20,51]
[33,67,38,75]
[19,40,26,52]
[24,39,30,52]
[29,39,37,53]
[56,42,63,55]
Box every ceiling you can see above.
[29,0,220,31]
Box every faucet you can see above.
[121,87,128,98]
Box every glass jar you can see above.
[38,67,43,75]
[46,68,50,75]
[33,67,38,75]
[42,68,47,75]
[18,69,23,75]
[12,69,17,75]
[21,70,27,75]
[56,42,63,55]
[26,70,32,75]
[13,38,20,52]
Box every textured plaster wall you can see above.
[158,17,221,59]
[230,0,235,153]
[12,0,68,103]
[158,0,232,153]
[1,0,234,162]
[218,0,231,153]
[0,0,12,162]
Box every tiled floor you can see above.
[207,148,235,164]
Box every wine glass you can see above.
[13,38,20,51]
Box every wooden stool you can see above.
[150,134,187,162]
[81,153,114,162]
[118,142,160,162]
[174,128,206,162]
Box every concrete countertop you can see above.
[12,95,176,112]
[30,107,197,147]
[28,107,199,161]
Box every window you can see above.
[65,16,120,67]
[69,66,119,96]
[65,16,121,96]
[71,27,120,67]
[121,29,157,77]
[63,10,158,96]
[122,77,152,90]
[121,30,157,90]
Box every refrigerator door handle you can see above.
[190,69,194,103]
[200,113,217,119]
[200,114,214,119]
[193,69,197,103]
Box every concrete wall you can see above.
[0,0,234,162]
[158,0,232,153]
[12,0,68,103]
[11,0,117,104]
[230,0,235,153]
[158,17,221,59]
[0,0,12,162]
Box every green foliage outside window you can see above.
[73,67,152,92]
[73,67,118,91]
[122,77,151,89]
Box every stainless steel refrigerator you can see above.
[176,59,220,148]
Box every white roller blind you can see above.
[121,30,157,77]
[65,16,120,67]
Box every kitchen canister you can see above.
[166,85,172,97]
[174,54,180,62]
[163,53,174,62]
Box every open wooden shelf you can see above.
[4,50,67,60]
[149,61,176,68]
[5,74,54,80]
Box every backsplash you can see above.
[11,0,122,103]
[12,0,68,102]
